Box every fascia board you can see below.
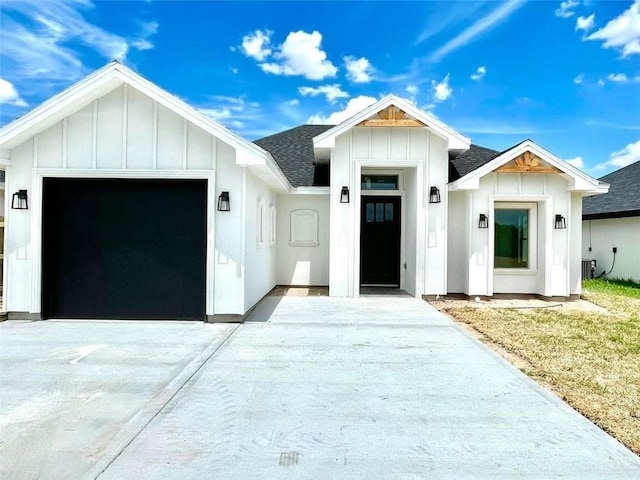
[453,140,600,190]
[0,69,122,148]
[312,95,470,151]
[114,65,269,165]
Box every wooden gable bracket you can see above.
[358,105,426,127]
[494,150,562,173]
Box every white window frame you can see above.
[493,202,538,274]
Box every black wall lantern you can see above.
[340,186,350,204]
[217,191,230,212]
[555,214,566,229]
[11,189,28,210]
[478,213,489,229]
[429,186,441,204]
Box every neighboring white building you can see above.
[0,62,608,320]
[582,161,640,283]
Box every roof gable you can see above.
[0,61,269,167]
[313,95,470,152]
[449,140,606,194]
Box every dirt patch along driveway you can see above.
[96,296,640,479]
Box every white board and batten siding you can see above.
[329,126,449,298]
[31,85,217,171]
[4,84,261,316]
[447,172,580,297]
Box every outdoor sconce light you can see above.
[429,186,441,204]
[478,213,489,229]
[11,189,28,210]
[217,191,230,212]
[340,186,350,204]
[555,214,566,229]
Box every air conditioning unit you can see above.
[582,259,596,279]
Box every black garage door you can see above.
[42,178,207,320]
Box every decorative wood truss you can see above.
[494,150,562,174]
[358,106,426,127]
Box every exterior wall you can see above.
[277,194,330,286]
[4,84,265,316]
[582,216,640,283]
[403,168,417,295]
[243,170,278,311]
[461,172,576,297]
[329,127,448,297]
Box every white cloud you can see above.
[288,99,300,106]
[259,30,337,80]
[198,95,261,132]
[131,39,152,51]
[587,0,640,57]
[555,0,579,18]
[344,56,374,83]
[607,73,629,82]
[0,77,28,107]
[432,74,452,102]
[307,95,377,124]
[0,0,155,82]
[597,79,606,86]
[470,66,486,81]
[405,85,418,95]
[298,84,349,103]
[573,74,584,84]
[565,156,584,168]
[430,0,525,62]
[595,140,640,170]
[132,20,158,51]
[240,29,272,61]
[575,13,595,32]
[230,67,238,74]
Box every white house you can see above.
[0,62,608,321]
[582,160,640,282]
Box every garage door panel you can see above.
[42,179,207,320]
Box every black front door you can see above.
[360,196,401,286]
[41,178,207,320]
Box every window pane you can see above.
[361,175,398,190]
[366,203,374,222]
[494,209,529,268]
[376,203,384,222]
[385,203,393,221]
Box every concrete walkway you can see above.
[1,297,639,479]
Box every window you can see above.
[361,175,398,190]
[494,208,531,268]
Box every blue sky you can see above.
[1,0,639,176]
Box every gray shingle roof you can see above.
[583,160,640,219]
[449,144,500,181]
[254,125,501,186]
[254,125,333,187]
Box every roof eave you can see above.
[449,140,600,191]
[312,95,470,152]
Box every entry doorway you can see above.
[360,196,401,286]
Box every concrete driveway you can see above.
[1,297,639,479]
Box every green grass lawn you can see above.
[583,278,640,299]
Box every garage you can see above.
[42,178,207,320]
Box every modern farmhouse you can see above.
[0,62,608,321]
